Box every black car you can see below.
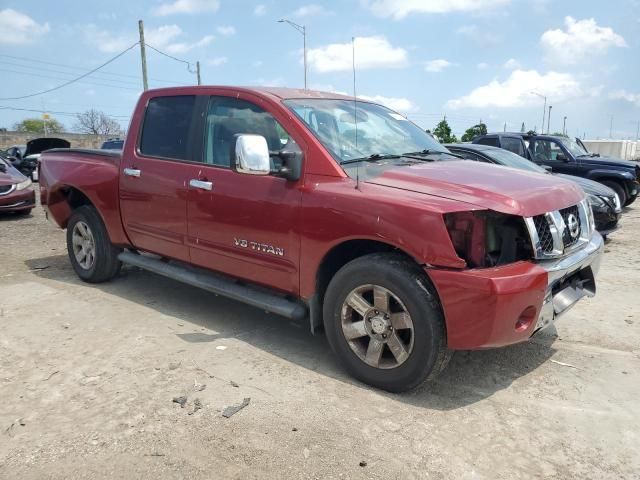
[447,143,622,236]
[473,133,640,206]
[101,138,124,150]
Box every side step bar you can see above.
[118,251,307,321]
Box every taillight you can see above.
[444,211,487,268]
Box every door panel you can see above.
[186,96,302,294]
[120,94,198,261]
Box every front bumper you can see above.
[0,188,36,212]
[429,233,604,350]
[593,203,621,236]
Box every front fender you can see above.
[586,169,635,183]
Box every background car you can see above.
[447,143,622,237]
[473,133,639,206]
[100,138,124,150]
[21,138,71,181]
[0,153,35,215]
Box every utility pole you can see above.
[530,91,546,134]
[196,61,201,85]
[138,20,149,91]
[636,120,639,140]
[547,105,552,134]
[278,19,307,89]
[563,116,567,136]
[503,122,506,132]
[609,115,614,138]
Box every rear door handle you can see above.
[123,168,141,177]
[189,179,213,191]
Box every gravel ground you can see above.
[1,198,639,479]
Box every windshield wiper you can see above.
[340,153,402,165]
[402,149,464,159]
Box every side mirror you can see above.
[556,153,568,162]
[233,134,271,176]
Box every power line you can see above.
[0,42,140,101]
[0,68,141,92]
[0,53,188,85]
[145,44,197,74]
[0,105,130,119]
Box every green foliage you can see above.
[433,118,458,143]
[460,122,488,142]
[552,132,569,138]
[13,117,64,134]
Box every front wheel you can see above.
[601,181,627,207]
[66,206,121,283]
[323,253,450,392]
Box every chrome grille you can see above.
[525,199,593,260]
[559,205,581,248]
[533,215,554,254]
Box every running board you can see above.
[117,251,307,321]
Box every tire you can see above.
[323,253,450,392]
[601,181,627,207]
[15,209,32,217]
[66,205,121,283]
[624,193,637,207]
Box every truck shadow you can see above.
[25,254,557,411]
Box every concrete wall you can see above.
[583,140,640,161]
[0,131,115,150]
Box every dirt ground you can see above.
[1,198,639,480]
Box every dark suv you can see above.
[473,133,640,206]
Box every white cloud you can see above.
[456,24,501,47]
[293,4,333,16]
[609,90,640,107]
[503,58,521,70]
[216,25,236,36]
[540,17,627,65]
[0,9,49,45]
[425,59,452,73]
[360,95,417,113]
[477,62,489,70]
[154,0,220,16]
[207,56,228,66]
[446,69,588,109]
[365,0,510,19]
[307,36,408,73]
[253,4,266,16]
[85,24,213,54]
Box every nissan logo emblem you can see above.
[566,213,580,239]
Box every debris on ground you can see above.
[43,370,59,381]
[230,380,239,388]
[30,265,50,272]
[359,461,367,467]
[62,323,70,329]
[292,427,298,432]
[222,397,250,418]
[18,418,26,426]
[172,396,188,408]
[194,381,206,392]
[144,452,165,457]
[168,361,181,370]
[550,359,579,369]
[189,398,203,415]
[216,345,227,350]
[303,448,310,459]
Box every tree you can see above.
[74,109,122,136]
[433,118,458,143]
[520,122,526,133]
[460,122,488,142]
[13,117,64,134]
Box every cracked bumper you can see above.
[428,233,604,350]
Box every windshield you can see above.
[487,148,548,173]
[560,137,588,157]
[284,99,449,165]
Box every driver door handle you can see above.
[189,179,213,191]
[123,168,141,177]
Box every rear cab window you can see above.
[476,137,499,147]
[500,137,525,157]
[139,95,196,161]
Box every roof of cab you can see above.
[142,85,359,102]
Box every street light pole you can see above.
[547,105,552,134]
[563,116,567,136]
[530,91,546,134]
[278,19,307,89]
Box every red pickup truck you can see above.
[40,87,603,391]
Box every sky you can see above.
[1,0,639,139]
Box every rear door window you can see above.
[500,137,525,157]
[476,137,499,147]
[139,95,196,161]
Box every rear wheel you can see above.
[66,206,121,283]
[323,253,449,392]
[601,181,627,207]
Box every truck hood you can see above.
[578,155,638,171]
[25,138,70,157]
[366,160,585,217]
[0,162,27,186]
